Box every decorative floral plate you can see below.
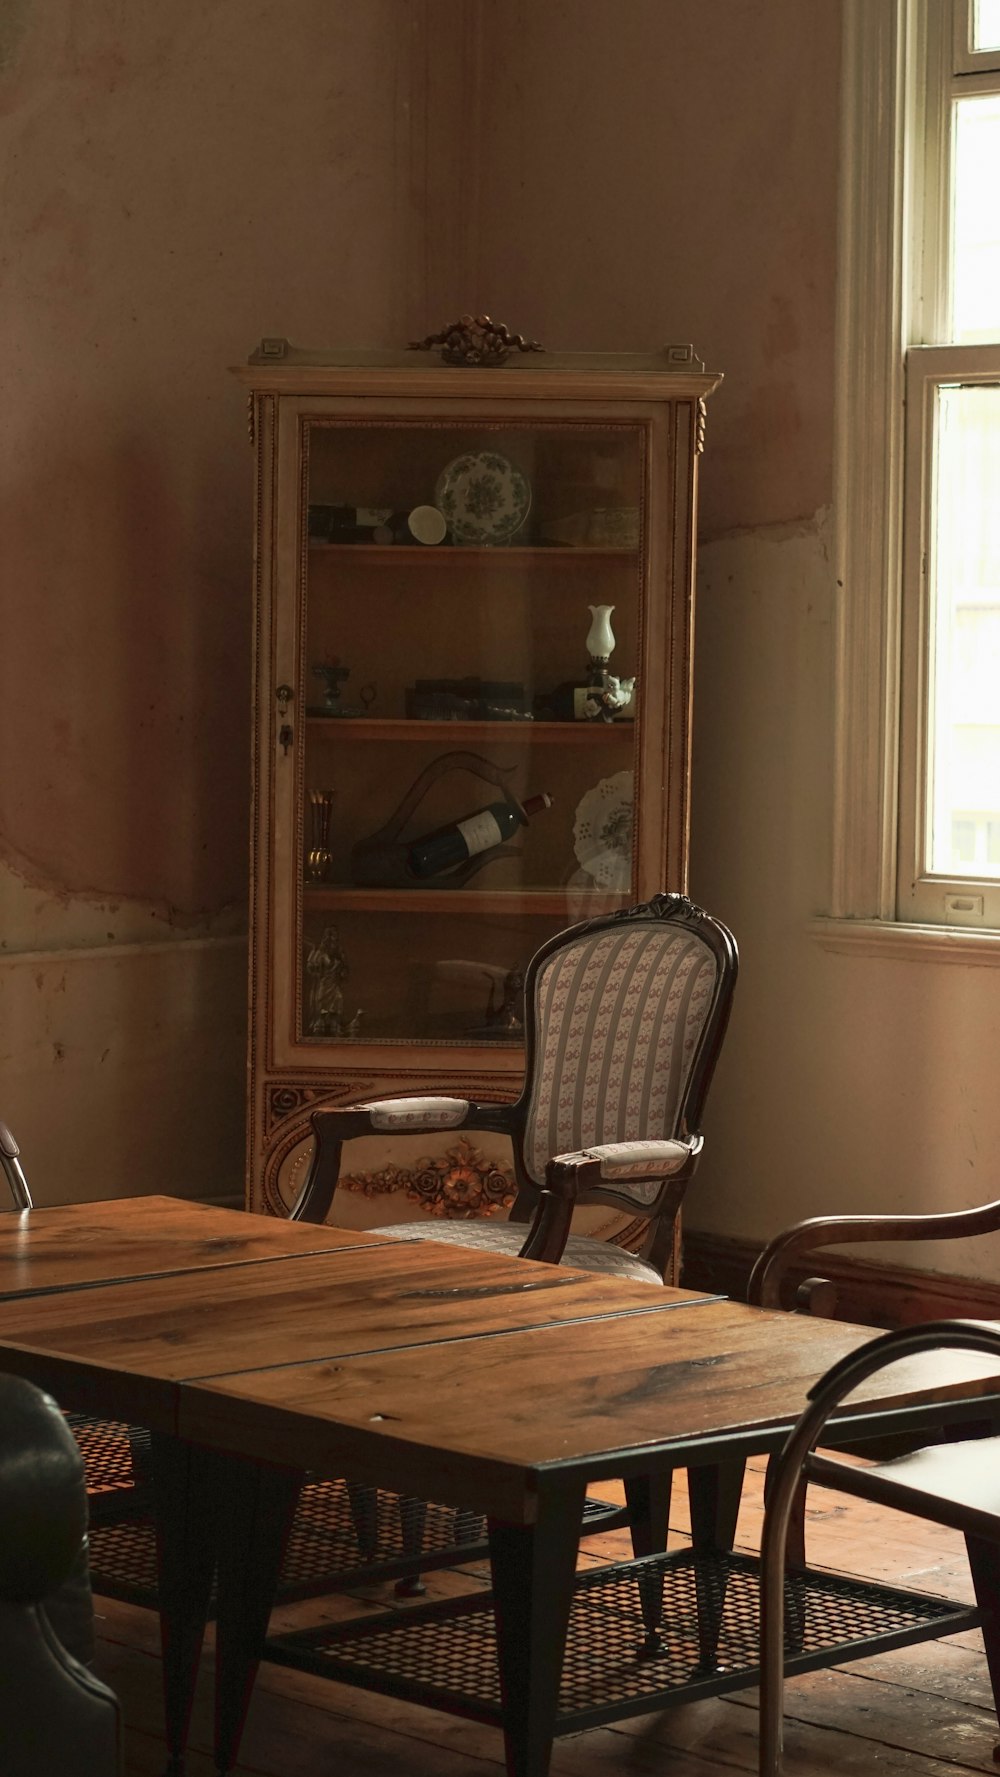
[434,451,531,545]
[572,770,634,891]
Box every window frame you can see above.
[824,0,1000,951]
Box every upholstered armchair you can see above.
[292,892,739,1286]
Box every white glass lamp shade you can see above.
[586,604,616,662]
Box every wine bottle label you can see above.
[456,809,505,857]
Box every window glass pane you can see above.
[927,384,1000,877]
[952,96,1000,343]
[974,0,1000,51]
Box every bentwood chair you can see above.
[759,1319,1000,1776]
[749,1193,1000,1317]
[294,892,739,1286]
[747,1190,1000,1567]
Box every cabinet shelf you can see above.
[304,717,633,744]
[302,887,629,915]
[308,544,638,563]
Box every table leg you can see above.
[150,1433,228,1777]
[212,1454,303,1775]
[488,1479,587,1777]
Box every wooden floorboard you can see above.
[91,1454,1000,1776]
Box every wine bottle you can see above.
[407,792,553,879]
[309,504,395,542]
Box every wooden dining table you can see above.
[2,1195,1000,1777]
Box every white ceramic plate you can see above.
[434,451,531,545]
[572,770,634,891]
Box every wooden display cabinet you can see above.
[235,335,721,1215]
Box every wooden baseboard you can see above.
[681,1228,999,1328]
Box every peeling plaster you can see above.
[700,504,833,553]
[0,853,244,957]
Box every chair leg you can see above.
[763,1455,807,1653]
[623,1468,674,1648]
[688,1457,746,1674]
[964,1533,1000,1761]
[764,1454,807,1564]
[345,1481,379,1561]
[395,1495,429,1596]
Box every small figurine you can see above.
[483,966,525,1036]
[582,673,636,723]
[305,924,362,1037]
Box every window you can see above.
[830,0,1000,946]
[897,3,1000,926]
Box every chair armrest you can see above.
[0,1118,32,1209]
[551,1138,698,1180]
[546,1138,699,1203]
[748,1198,1000,1311]
[358,1096,473,1133]
[290,1095,521,1223]
[523,1140,700,1269]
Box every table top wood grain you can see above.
[178,1295,1000,1516]
[0,1195,390,1300]
[2,1198,999,1525]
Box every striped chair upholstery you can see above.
[523,923,719,1192]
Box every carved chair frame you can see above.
[291,892,738,1276]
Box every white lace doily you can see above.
[572,770,634,891]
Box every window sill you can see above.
[808,918,1000,965]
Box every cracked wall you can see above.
[0,1,439,1199]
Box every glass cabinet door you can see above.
[296,415,645,1050]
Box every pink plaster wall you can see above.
[0,2,435,917]
[472,0,841,534]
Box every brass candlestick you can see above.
[306,791,335,882]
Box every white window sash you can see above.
[830,0,911,921]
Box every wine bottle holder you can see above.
[351,751,524,888]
